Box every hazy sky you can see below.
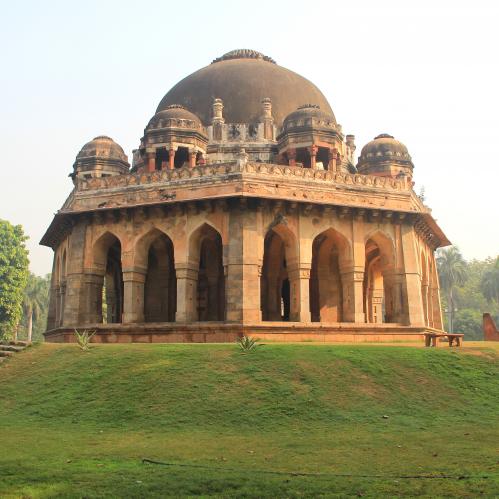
[1,0,498,276]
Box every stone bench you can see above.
[424,332,464,347]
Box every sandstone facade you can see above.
[41,49,448,343]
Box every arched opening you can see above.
[190,224,225,321]
[93,233,123,324]
[174,146,189,168]
[261,228,296,321]
[144,233,176,322]
[155,147,169,170]
[295,147,311,168]
[316,147,330,170]
[363,234,396,324]
[310,229,349,322]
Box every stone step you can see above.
[0,345,25,353]
[0,351,14,357]
[7,340,31,347]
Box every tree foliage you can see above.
[21,273,50,342]
[480,256,499,306]
[0,220,29,340]
[437,249,499,340]
[436,247,467,333]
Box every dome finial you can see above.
[211,49,276,64]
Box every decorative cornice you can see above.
[75,162,410,193]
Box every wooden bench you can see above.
[424,332,464,347]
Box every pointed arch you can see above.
[260,223,299,321]
[188,223,225,321]
[134,228,176,322]
[363,230,397,324]
[133,227,175,268]
[310,228,352,322]
[364,229,396,270]
[93,231,123,274]
[91,231,123,324]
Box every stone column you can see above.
[225,205,245,322]
[287,148,296,166]
[422,281,429,326]
[82,272,104,324]
[328,148,338,172]
[168,147,176,170]
[146,151,156,173]
[59,282,67,326]
[240,204,263,322]
[383,270,406,323]
[400,223,425,326]
[309,144,318,169]
[371,289,384,323]
[62,221,88,326]
[189,149,197,168]
[122,268,146,323]
[429,254,444,329]
[344,210,366,323]
[341,267,365,323]
[54,284,61,327]
[175,264,198,322]
[288,264,311,322]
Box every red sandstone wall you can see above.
[483,313,499,341]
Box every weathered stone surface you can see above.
[40,49,449,343]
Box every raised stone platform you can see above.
[44,322,439,344]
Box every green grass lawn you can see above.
[0,342,498,498]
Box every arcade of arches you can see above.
[47,203,443,336]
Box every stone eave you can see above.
[420,212,451,248]
[40,162,448,249]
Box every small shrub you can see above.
[237,335,259,352]
[74,329,96,351]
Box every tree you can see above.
[453,308,483,340]
[437,246,467,333]
[0,220,29,341]
[480,256,499,306]
[22,273,49,342]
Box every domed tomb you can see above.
[73,135,129,180]
[156,49,334,127]
[357,134,414,178]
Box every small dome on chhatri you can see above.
[146,105,203,130]
[357,133,413,168]
[75,136,128,164]
[283,104,337,128]
[73,136,129,177]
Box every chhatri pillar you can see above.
[309,144,318,169]
[146,151,156,172]
[168,147,176,170]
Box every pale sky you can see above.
[1,0,498,276]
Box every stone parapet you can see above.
[75,162,409,194]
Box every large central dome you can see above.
[156,49,334,127]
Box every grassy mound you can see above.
[1,343,498,497]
